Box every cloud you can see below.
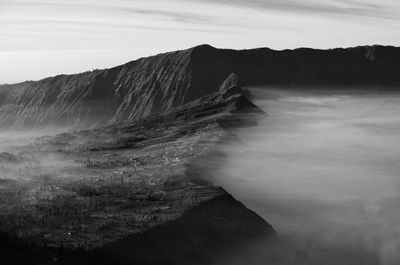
[0,1,218,25]
[119,7,217,25]
[0,0,233,38]
[189,0,400,20]
[0,17,228,34]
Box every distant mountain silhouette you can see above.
[1,44,399,128]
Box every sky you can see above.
[1,0,400,84]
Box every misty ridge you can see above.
[1,45,400,265]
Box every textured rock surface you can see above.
[1,44,399,128]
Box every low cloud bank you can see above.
[191,87,400,265]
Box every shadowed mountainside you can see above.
[1,44,400,128]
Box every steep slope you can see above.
[1,44,400,128]
[0,49,193,128]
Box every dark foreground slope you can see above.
[1,45,399,128]
[0,193,275,265]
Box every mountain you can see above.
[1,44,400,128]
[1,45,398,264]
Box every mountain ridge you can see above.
[1,44,400,128]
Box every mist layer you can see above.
[197,87,400,265]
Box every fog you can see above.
[2,88,400,264]
[195,87,400,264]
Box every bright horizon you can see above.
[1,0,400,84]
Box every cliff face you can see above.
[0,49,193,128]
[188,44,400,100]
[1,45,400,128]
